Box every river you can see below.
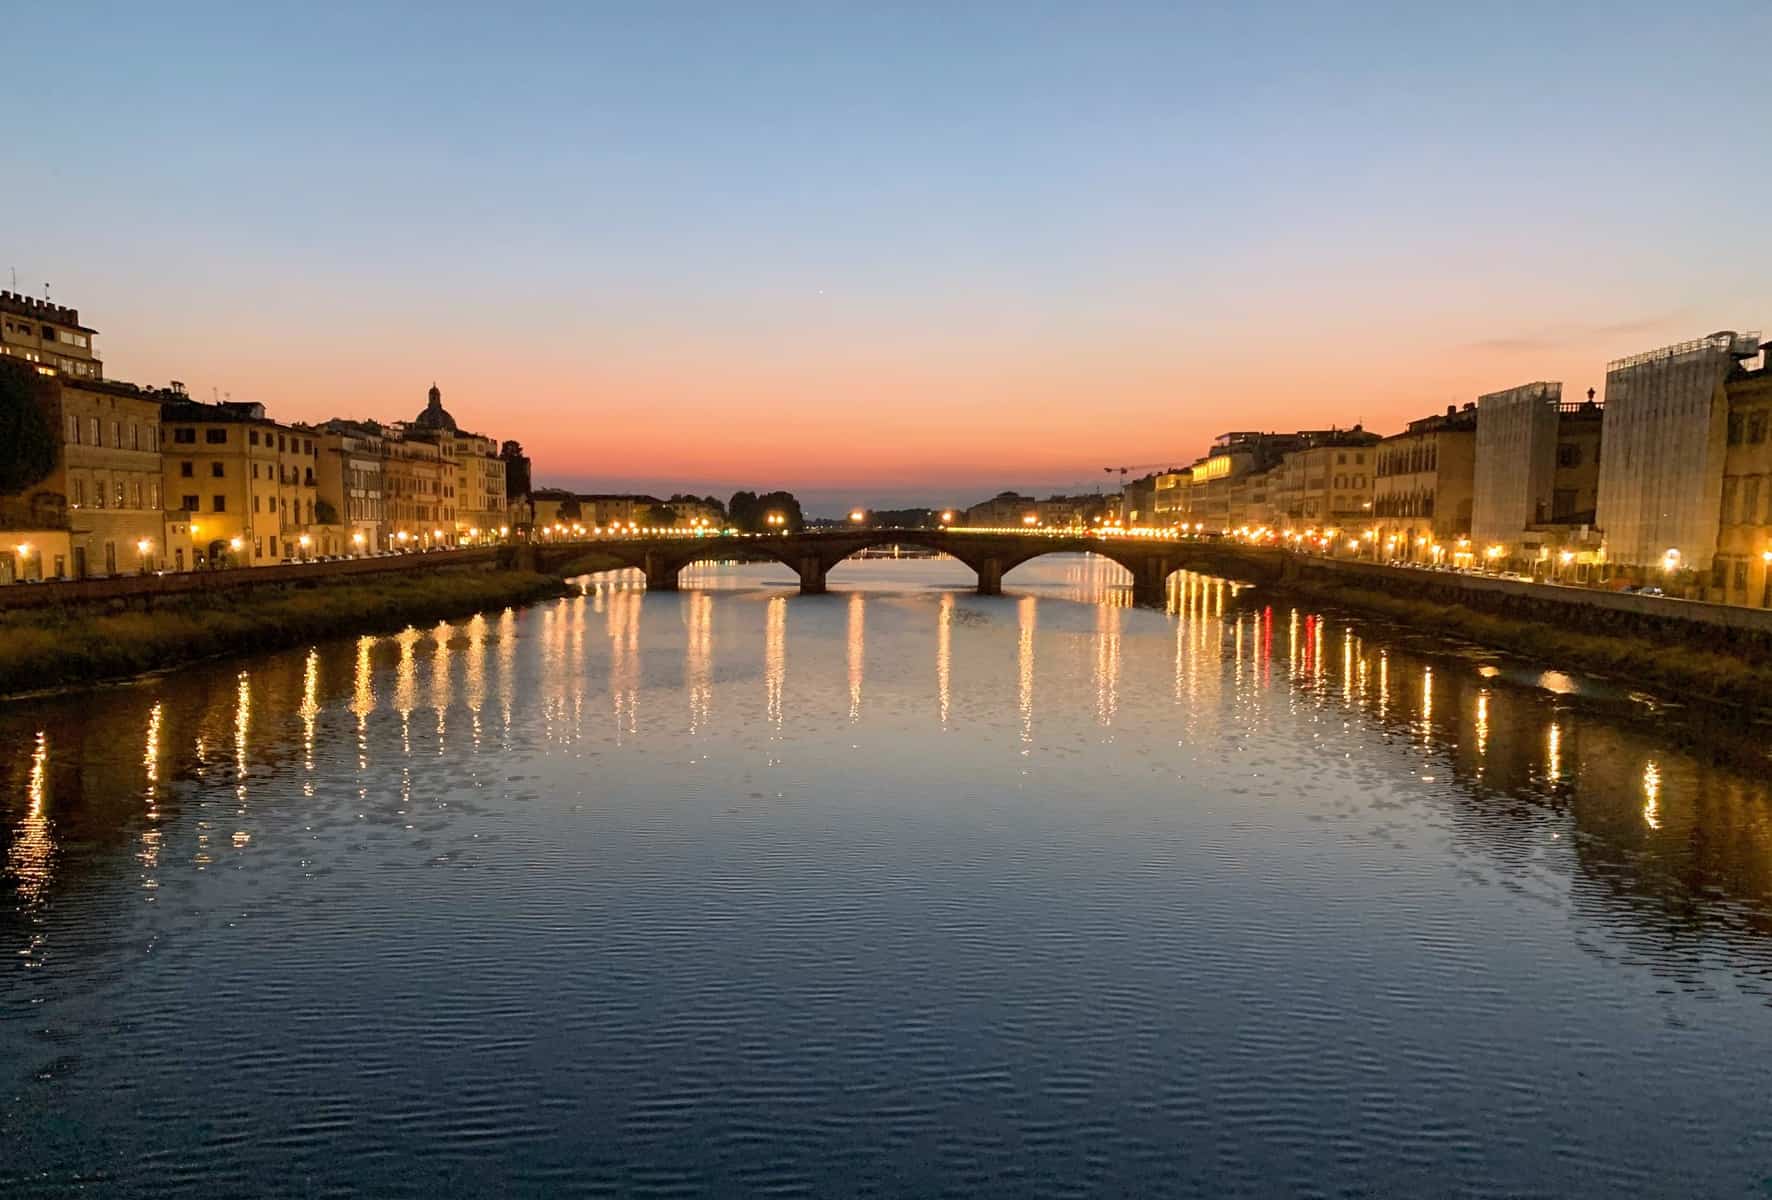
[3,554,1771,1196]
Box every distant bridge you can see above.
[531,529,1281,605]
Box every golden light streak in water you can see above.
[766,594,788,735]
[935,591,953,727]
[498,607,516,744]
[1475,690,1489,760]
[431,620,454,751]
[1342,629,1354,706]
[233,670,252,807]
[1094,600,1122,727]
[1642,760,1662,830]
[301,648,320,785]
[1017,594,1036,746]
[1288,608,1300,678]
[140,703,164,878]
[395,627,419,756]
[688,591,713,734]
[1419,666,1433,747]
[1377,651,1390,721]
[1546,721,1562,785]
[846,593,865,723]
[8,731,52,909]
[464,613,487,753]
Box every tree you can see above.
[0,362,57,495]
[500,440,532,501]
[557,496,582,521]
[651,503,679,527]
[315,498,340,526]
[727,490,759,531]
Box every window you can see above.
[130,423,140,450]
[1735,560,1749,590]
[109,421,120,448]
[278,434,286,452]
[174,427,196,444]
[72,478,85,506]
[181,461,194,477]
[212,495,227,513]
[114,481,125,508]
[89,417,100,445]
[211,462,224,478]
[205,428,227,444]
[1752,411,1768,444]
[1722,476,1740,524]
[181,494,198,512]
[148,482,159,509]
[254,495,261,513]
[131,480,142,508]
[1729,413,1745,445]
[1712,560,1729,589]
[1557,444,1580,467]
[249,430,259,446]
[1745,477,1762,524]
[67,414,79,444]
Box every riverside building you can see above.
[1372,405,1478,562]
[160,398,319,566]
[1594,331,1762,580]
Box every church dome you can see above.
[413,382,457,432]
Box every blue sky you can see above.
[5,1,1767,512]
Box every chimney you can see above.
[1446,404,1456,417]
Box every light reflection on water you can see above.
[3,553,1772,1196]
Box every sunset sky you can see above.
[8,2,1767,513]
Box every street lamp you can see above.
[849,510,865,524]
[298,533,311,561]
[353,532,367,554]
[941,511,954,525]
[136,537,152,573]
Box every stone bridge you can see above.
[531,529,1280,605]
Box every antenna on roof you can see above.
[7,267,15,290]
[43,282,51,303]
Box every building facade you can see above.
[1273,430,1378,531]
[1373,405,1477,560]
[0,291,102,381]
[1703,346,1772,604]
[161,399,317,566]
[1595,333,1760,575]
[315,421,386,554]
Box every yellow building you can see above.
[1,294,177,578]
[1373,405,1477,561]
[161,399,318,566]
[381,428,450,548]
[1704,345,1772,604]
[0,290,101,381]
[1274,430,1379,532]
[314,420,387,554]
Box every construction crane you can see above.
[1103,460,1187,486]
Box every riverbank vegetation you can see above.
[1280,577,1772,709]
[0,568,571,697]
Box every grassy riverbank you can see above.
[1281,577,1772,708]
[0,568,572,697]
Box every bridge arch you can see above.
[537,530,1278,604]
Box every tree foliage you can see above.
[0,364,57,495]
[727,490,804,532]
[315,498,340,526]
[557,497,582,521]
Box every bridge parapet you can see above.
[534,529,1280,603]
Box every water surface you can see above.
[4,555,1771,1196]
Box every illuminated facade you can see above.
[1595,333,1760,575]
[1702,346,1772,604]
[161,399,318,566]
[1373,405,1477,559]
[0,291,100,381]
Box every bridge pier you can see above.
[643,552,680,592]
[1130,556,1174,606]
[796,555,828,595]
[975,557,1003,596]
